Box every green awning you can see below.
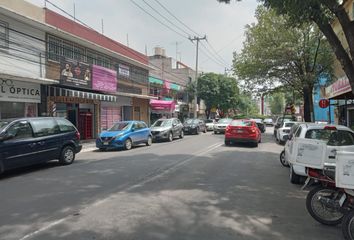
[149,76,164,85]
[170,83,181,91]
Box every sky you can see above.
[26,0,259,74]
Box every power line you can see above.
[153,0,201,37]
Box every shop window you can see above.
[30,119,60,137]
[0,102,25,119]
[0,20,9,50]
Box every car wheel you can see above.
[214,130,217,134]
[146,136,152,146]
[59,146,75,165]
[290,164,301,184]
[124,138,133,150]
[98,148,106,152]
[225,139,230,146]
[168,132,173,142]
[0,160,4,175]
[179,130,184,139]
[280,150,289,167]
[253,142,258,147]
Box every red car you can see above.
[224,119,261,147]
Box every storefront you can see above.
[326,76,354,130]
[0,79,41,119]
[150,99,175,123]
[101,96,132,131]
[46,86,118,139]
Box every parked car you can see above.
[251,118,266,133]
[284,123,354,184]
[274,116,294,137]
[224,119,261,147]
[276,121,297,144]
[0,117,82,174]
[96,121,152,151]
[150,118,184,142]
[183,118,207,134]
[213,118,233,134]
[263,118,274,126]
[205,119,216,131]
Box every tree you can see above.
[219,0,354,99]
[269,92,285,115]
[196,73,239,118]
[232,6,333,121]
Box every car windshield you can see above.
[0,120,10,132]
[284,122,295,128]
[185,119,199,124]
[152,119,173,127]
[205,119,214,123]
[231,120,252,127]
[218,118,232,124]
[108,122,131,131]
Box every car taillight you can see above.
[75,131,81,140]
[308,168,320,178]
[250,128,256,133]
[226,126,231,132]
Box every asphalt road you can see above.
[0,127,342,240]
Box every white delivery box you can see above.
[335,151,354,189]
[290,138,326,169]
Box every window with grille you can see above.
[47,35,84,62]
[0,21,9,50]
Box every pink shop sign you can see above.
[92,65,117,93]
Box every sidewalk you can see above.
[80,139,97,153]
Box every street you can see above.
[0,128,341,240]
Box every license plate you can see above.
[103,142,109,145]
[237,130,243,133]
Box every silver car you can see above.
[213,118,232,134]
[150,118,184,142]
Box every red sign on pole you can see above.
[319,99,330,108]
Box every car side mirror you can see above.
[172,123,177,127]
[131,127,135,132]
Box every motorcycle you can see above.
[304,167,354,226]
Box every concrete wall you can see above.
[0,0,44,22]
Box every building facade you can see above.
[0,0,154,139]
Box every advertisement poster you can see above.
[118,64,130,77]
[0,79,41,103]
[60,59,92,89]
[92,65,117,93]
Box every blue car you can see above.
[96,121,152,151]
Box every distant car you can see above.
[150,118,184,142]
[274,116,294,137]
[224,119,261,147]
[263,118,274,126]
[213,118,233,134]
[205,119,216,131]
[96,121,152,151]
[251,118,266,133]
[284,123,354,184]
[0,117,82,174]
[183,118,207,134]
[276,121,297,144]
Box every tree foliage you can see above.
[219,0,354,98]
[233,6,334,121]
[196,73,239,118]
[269,92,285,115]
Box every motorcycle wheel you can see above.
[342,209,354,240]
[279,150,289,167]
[306,185,344,226]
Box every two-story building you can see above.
[0,0,154,139]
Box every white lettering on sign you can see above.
[118,64,130,77]
[0,79,41,103]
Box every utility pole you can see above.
[189,35,206,118]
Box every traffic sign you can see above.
[319,99,330,108]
